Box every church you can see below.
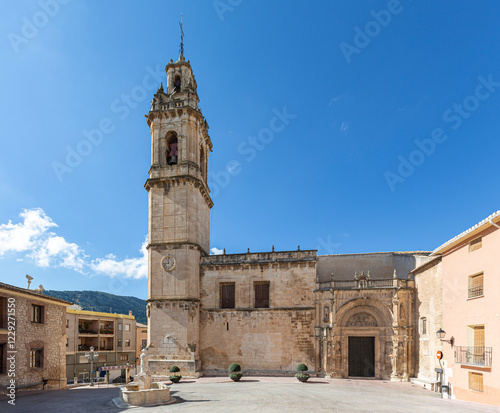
[144,49,433,380]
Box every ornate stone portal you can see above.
[315,272,415,380]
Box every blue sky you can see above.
[1,1,499,300]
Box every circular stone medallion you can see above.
[161,256,176,271]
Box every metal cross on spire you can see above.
[179,13,184,57]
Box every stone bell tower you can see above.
[145,50,213,377]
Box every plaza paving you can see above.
[3,376,499,413]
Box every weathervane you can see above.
[179,13,184,57]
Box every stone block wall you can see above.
[0,288,67,392]
[199,250,317,373]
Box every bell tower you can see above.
[145,49,213,376]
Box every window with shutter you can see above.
[220,283,235,309]
[254,282,270,308]
[469,372,484,392]
[469,237,482,252]
[468,273,484,298]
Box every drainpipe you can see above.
[489,219,500,229]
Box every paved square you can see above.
[4,377,500,413]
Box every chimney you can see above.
[129,310,133,316]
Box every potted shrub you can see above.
[169,366,182,383]
[295,364,310,382]
[228,363,242,381]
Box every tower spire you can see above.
[179,13,184,58]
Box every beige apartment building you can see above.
[429,211,500,406]
[66,307,137,383]
[136,322,147,362]
[0,282,70,392]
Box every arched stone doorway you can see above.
[332,298,394,379]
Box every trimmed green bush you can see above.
[296,364,308,372]
[169,366,180,373]
[229,363,242,381]
[228,363,241,372]
[229,373,243,382]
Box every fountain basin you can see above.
[119,382,172,406]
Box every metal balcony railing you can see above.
[454,346,492,367]
[79,329,98,334]
[468,285,483,298]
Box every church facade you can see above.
[144,52,432,380]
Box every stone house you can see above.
[0,282,71,392]
[411,256,443,390]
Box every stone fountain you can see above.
[113,349,176,407]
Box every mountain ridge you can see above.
[44,290,147,325]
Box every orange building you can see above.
[430,210,500,406]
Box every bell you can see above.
[168,155,177,165]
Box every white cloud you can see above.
[90,238,148,279]
[211,247,224,255]
[28,235,86,271]
[0,208,147,279]
[0,208,56,255]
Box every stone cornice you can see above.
[201,307,315,312]
[144,175,213,209]
[147,241,206,255]
[147,104,204,126]
[147,297,200,303]
[201,250,317,268]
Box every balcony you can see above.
[99,347,114,351]
[454,346,492,367]
[78,344,92,351]
[99,328,114,335]
[79,329,98,335]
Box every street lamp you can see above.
[436,328,454,345]
[85,346,99,386]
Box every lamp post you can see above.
[85,346,99,386]
[436,328,454,345]
[436,329,453,399]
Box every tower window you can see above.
[200,146,206,181]
[174,75,181,93]
[166,134,178,165]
